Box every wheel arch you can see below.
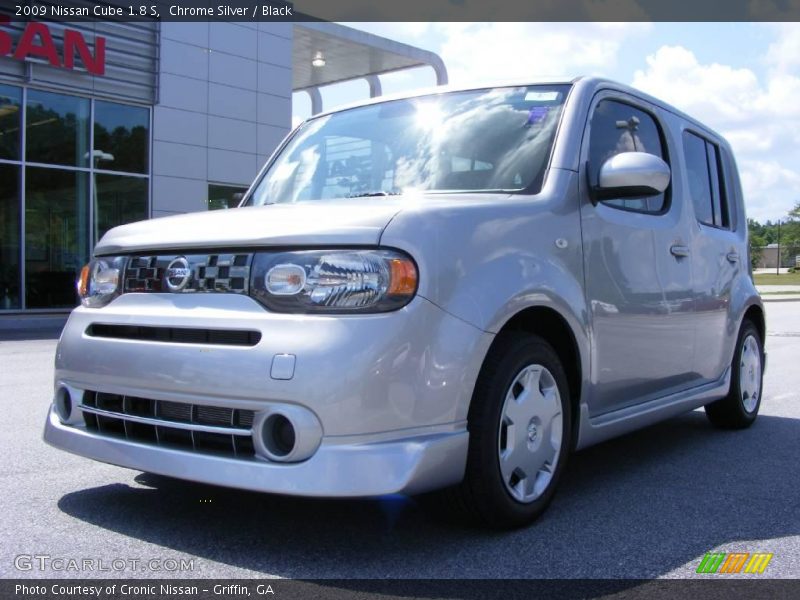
[742,303,766,345]
[485,305,584,448]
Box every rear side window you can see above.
[719,147,739,230]
[588,99,667,213]
[682,131,730,229]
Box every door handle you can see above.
[670,244,690,258]
[727,252,739,263]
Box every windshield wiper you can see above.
[347,191,402,198]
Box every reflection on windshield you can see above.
[247,85,570,206]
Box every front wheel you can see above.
[705,320,764,429]
[432,332,572,529]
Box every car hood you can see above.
[93,199,406,255]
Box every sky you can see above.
[291,23,800,223]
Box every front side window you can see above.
[247,85,570,205]
[588,99,667,213]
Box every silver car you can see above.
[44,77,765,528]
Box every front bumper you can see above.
[45,292,492,496]
[44,407,468,496]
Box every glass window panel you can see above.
[208,184,248,210]
[94,101,149,174]
[248,85,570,205]
[0,165,21,309]
[719,147,738,229]
[25,167,89,308]
[682,131,714,226]
[26,90,90,167]
[0,84,22,161]
[706,142,723,227]
[588,99,667,213]
[95,174,148,242]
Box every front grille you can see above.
[124,253,252,294]
[81,391,256,459]
[86,324,261,347]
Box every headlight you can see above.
[76,257,126,308]
[250,249,417,313]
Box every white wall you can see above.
[152,22,292,217]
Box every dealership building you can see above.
[0,19,446,314]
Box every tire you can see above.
[430,332,572,529]
[705,320,764,429]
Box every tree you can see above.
[781,204,800,268]
[749,233,766,269]
[747,219,766,269]
[789,201,800,221]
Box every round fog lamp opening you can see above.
[55,387,73,423]
[266,264,306,295]
[262,413,296,458]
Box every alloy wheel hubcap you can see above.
[739,335,761,413]
[498,364,563,504]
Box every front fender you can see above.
[380,169,589,406]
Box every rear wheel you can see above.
[705,320,764,429]
[430,332,572,529]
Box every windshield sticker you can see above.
[526,106,550,125]
[525,91,560,102]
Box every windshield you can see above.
[246,84,570,205]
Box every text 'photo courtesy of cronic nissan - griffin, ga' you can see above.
[44,77,764,529]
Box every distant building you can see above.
[755,243,800,268]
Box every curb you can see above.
[0,315,69,331]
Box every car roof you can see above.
[303,75,728,148]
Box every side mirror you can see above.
[231,192,244,206]
[594,152,670,203]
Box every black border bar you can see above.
[4,579,800,600]
[3,0,800,22]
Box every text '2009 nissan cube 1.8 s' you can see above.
[45,77,765,528]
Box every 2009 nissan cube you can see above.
[45,77,765,528]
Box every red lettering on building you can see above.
[64,29,105,75]
[0,18,105,75]
[0,16,11,55]
[13,22,61,67]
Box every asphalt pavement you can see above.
[1,303,798,579]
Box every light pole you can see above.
[776,218,782,276]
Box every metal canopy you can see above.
[292,22,447,113]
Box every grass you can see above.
[754,272,800,286]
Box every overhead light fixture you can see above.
[311,52,326,68]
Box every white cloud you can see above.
[765,24,800,73]
[739,160,800,222]
[436,22,651,85]
[631,38,800,222]
[308,23,799,221]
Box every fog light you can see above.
[55,387,72,423]
[252,405,323,463]
[262,414,296,457]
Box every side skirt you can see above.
[574,368,731,450]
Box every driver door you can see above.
[579,94,696,416]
